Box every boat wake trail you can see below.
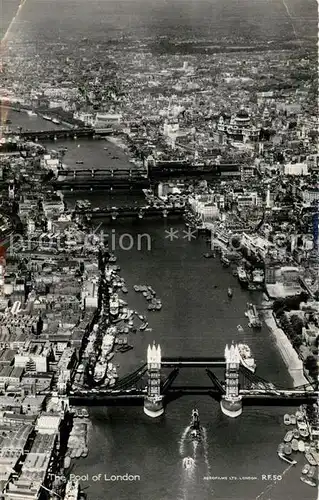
[179,425,191,456]
[177,410,214,499]
[178,456,196,500]
[201,426,211,476]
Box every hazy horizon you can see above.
[1,0,317,45]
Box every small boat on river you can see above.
[298,440,305,453]
[284,431,293,442]
[139,322,149,331]
[291,439,299,452]
[284,443,292,455]
[284,414,291,425]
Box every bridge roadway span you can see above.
[6,127,115,140]
[73,206,185,218]
[68,388,319,407]
[54,169,149,188]
[161,357,226,367]
[67,356,318,407]
[57,169,143,177]
[6,128,95,140]
[52,177,150,190]
[148,163,239,179]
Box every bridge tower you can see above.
[144,342,164,418]
[220,343,242,418]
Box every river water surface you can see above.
[8,111,318,500]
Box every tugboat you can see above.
[139,321,149,331]
[227,287,233,298]
[284,414,291,425]
[307,466,316,479]
[284,443,292,455]
[183,457,195,469]
[237,266,248,287]
[302,463,310,475]
[189,409,202,441]
[298,440,305,452]
[245,303,262,328]
[203,252,214,259]
[292,428,299,438]
[291,438,299,452]
[155,299,162,310]
[284,430,293,442]
[300,475,316,488]
[220,253,230,267]
[305,453,317,466]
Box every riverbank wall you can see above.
[263,310,309,387]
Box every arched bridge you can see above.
[8,127,95,141]
[72,204,185,219]
[57,168,145,178]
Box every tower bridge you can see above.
[68,343,318,418]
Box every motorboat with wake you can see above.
[189,409,202,441]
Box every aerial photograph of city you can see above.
[0,0,318,499]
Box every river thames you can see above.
[1,0,317,496]
[4,110,317,500]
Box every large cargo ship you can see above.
[237,343,256,372]
[101,332,115,357]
